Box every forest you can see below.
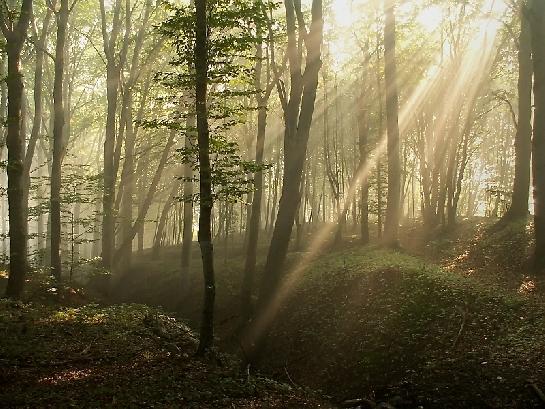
[1,0,545,407]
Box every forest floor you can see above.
[110,217,545,408]
[0,300,333,408]
[2,218,545,408]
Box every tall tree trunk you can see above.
[505,3,532,221]
[51,0,69,283]
[195,0,215,355]
[181,112,195,282]
[375,25,384,240]
[23,10,52,236]
[246,0,323,365]
[358,53,370,244]
[3,0,33,298]
[258,0,322,299]
[240,104,266,317]
[241,26,275,317]
[530,0,545,269]
[119,91,135,270]
[99,0,128,270]
[383,0,401,246]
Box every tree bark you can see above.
[241,25,276,318]
[194,0,215,355]
[180,111,195,283]
[99,0,128,270]
[3,0,33,298]
[245,0,322,365]
[23,10,52,236]
[51,0,70,283]
[358,49,370,244]
[530,0,545,269]
[383,0,401,246]
[258,0,322,301]
[505,3,532,221]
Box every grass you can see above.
[3,219,545,408]
[260,245,545,408]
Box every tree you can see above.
[50,0,71,283]
[23,8,52,238]
[383,0,401,246]
[241,6,281,319]
[503,0,532,222]
[99,0,129,270]
[250,0,323,359]
[358,41,371,244]
[530,0,545,269]
[194,0,215,355]
[1,0,33,298]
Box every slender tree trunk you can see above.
[505,4,532,221]
[246,0,323,365]
[258,0,322,300]
[181,112,195,281]
[23,10,52,236]
[358,61,370,244]
[530,0,545,269]
[119,91,135,270]
[99,0,127,270]
[241,104,267,318]
[375,26,384,240]
[153,179,181,259]
[51,0,69,283]
[195,0,215,355]
[383,0,401,246]
[102,63,118,269]
[3,0,33,298]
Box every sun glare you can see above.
[249,0,510,350]
[416,5,443,33]
[332,0,356,28]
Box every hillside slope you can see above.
[0,301,333,408]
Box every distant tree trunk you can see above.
[195,0,215,356]
[136,158,149,254]
[114,129,176,261]
[99,0,128,270]
[119,92,135,270]
[51,0,70,283]
[2,0,33,298]
[24,10,52,230]
[73,201,80,263]
[504,4,532,221]
[101,57,118,269]
[358,49,370,244]
[117,0,153,270]
[268,142,280,233]
[181,112,195,282]
[383,0,401,246]
[153,179,181,259]
[530,0,545,269]
[375,26,384,240]
[335,61,370,246]
[241,104,267,318]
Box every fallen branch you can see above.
[452,302,469,349]
[284,362,298,388]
